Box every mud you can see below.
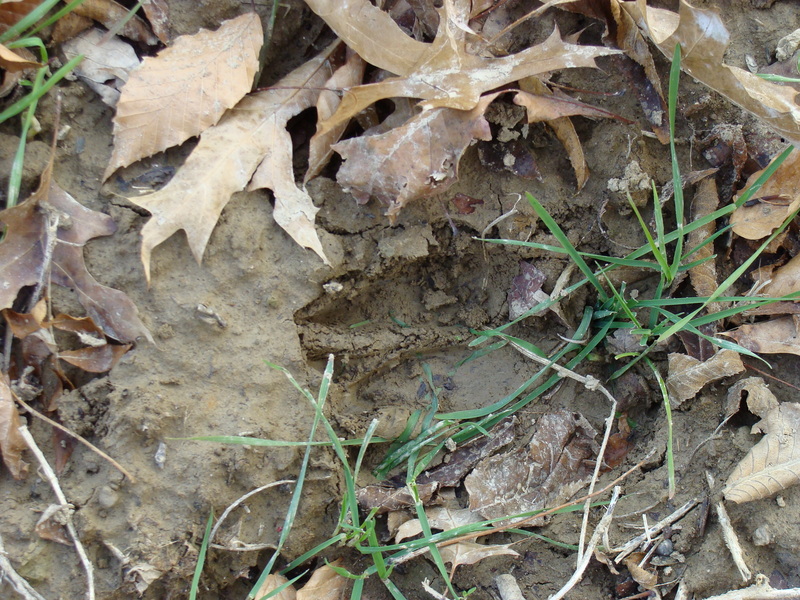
[2,1,800,599]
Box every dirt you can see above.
[2,1,800,599]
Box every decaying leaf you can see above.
[723,401,800,503]
[357,481,439,514]
[0,161,152,343]
[62,28,140,106]
[334,94,495,220]
[464,409,598,524]
[730,148,800,240]
[140,0,170,44]
[0,43,40,71]
[0,375,28,480]
[686,177,722,313]
[622,552,657,590]
[724,377,779,422]
[104,12,263,179]
[254,574,297,600]
[72,0,158,45]
[0,0,42,35]
[722,315,800,357]
[439,541,519,572]
[508,260,546,320]
[35,504,72,545]
[130,43,339,282]
[622,1,800,146]
[296,560,348,600]
[666,350,744,408]
[305,0,620,133]
[760,254,800,299]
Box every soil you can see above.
[2,1,800,599]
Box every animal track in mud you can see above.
[294,223,518,383]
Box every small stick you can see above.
[549,486,621,600]
[18,425,95,600]
[703,574,800,600]
[614,497,700,561]
[0,530,48,600]
[715,500,751,582]
[15,395,136,483]
[208,480,295,551]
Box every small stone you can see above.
[655,539,674,556]
[97,486,119,509]
[753,525,772,546]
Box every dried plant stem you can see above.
[549,486,621,600]
[0,530,47,600]
[704,574,800,600]
[506,339,618,562]
[209,480,294,551]
[614,497,701,562]
[715,500,752,582]
[17,425,95,600]
[15,396,136,483]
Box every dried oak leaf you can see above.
[305,0,620,134]
[722,315,800,356]
[622,0,800,146]
[104,12,262,179]
[334,94,495,220]
[0,375,28,479]
[130,43,338,282]
[464,409,598,525]
[730,148,800,240]
[0,162,151,343]
[666,349,744,408]
[723,401,800,503]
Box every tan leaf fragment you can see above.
[72,0,158,45]
[722,315,800,357]
[622,0,800,146]
[306,48,366,183]
[730,148,800,240]
[395,507,481,543]
[296,560,348,600]
[622,553,657,590]
[254,574,297,600]
[723,402,800,503]
[761,253,800,298]
[464,409,598,525]
[686,177,723,313]
[0,43,40,71]
[305,0,620,134]
[140,0,170,44]
[439,541,519,572]
[0,161,152,343]
[0,375,28,479]
[666,350,744,407]
[334,94,495,220]
[104,12,263,179]
[130,44,338,282]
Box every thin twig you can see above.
[208,480,295,551]
[14,395,136,483]
[715,500,751,582]
[17,425,95,600]
[614,497,701,562]
[703,574,800,600]
[549,486,621,600]
[0,530,48,600]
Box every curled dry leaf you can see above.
[686,177,723,314]
[730,148,800,240]
[395,507,481,543]
[722,315,800,357]
[254,574,297,600]
[104,12,263,179]
[0,375,28,479]
[334,94,495,220]
[0,162,151,343]
[440,541,519,572]
[724,377,779,422]
[130,43,339,282]
[0,43,41,71]
[140,0,170,44]
[622,553,658,590]
[622,0,800,146]
[464,409,598,525]
[760,253,800,298]
[666,349,744,408]
[296,559,348,600]
[305,0,620,134]
[357,481,439,514]
[0,0,41,35]
[723,401,800,503]
[72,0,158,45]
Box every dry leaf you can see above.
[0,375,28,479]
[140,0,169,44]
[34,504,72,545]
[255,574,297,600]
[440,541,519,571]
[305,0,620,134]
[62,28,140,106]
[686,177,722,313]
[464,409,598,524]
[72,0,158,45]
[104,12,263,179]
[622,553,658,590]
[622,0,800,146]
[508,260,547,320]
[306,48,366,183]
[666,350,744,407]
[761,253,800,298]
[0,43,40,71]
[724,377,779,422]
[730,148,800,240]
[130,43,338,282]
[723,401,800,503]
[334,94,495,220]
[513,89,624,123]
[722,315,800,356]
[296,560,348,600]
[357,481,439,513]
[396,507,482,543]
[0,0,43,36]
[0,161,152,343]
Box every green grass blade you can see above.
[0,0,61,43]
[189,511,214,600]
[647,359,675,499]
[668,44,685,277]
